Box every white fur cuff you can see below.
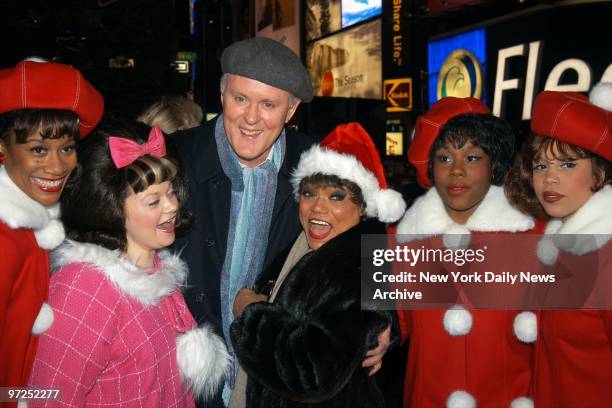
[443,305,473,336]
[513,311,537,343]
[447,390,476,408]
[176,325,230,399]
[32,302,54,335]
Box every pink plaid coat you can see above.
[29,242,230,407]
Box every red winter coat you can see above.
[395,186,542,408]
[532,186,612,407]
[0,167,63,395]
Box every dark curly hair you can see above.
[61,117,191,251]
[427,113,516,186]
[505,134,611,220]
[0,109,80,144]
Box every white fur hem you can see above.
[176,325,230,399]
[291,145,406,222]
[447,390,476,408]
[513,311,537,343]
[32,302,54,335]
[510,397,534,408]
[443,305,472,336]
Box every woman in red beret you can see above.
[0,60,103,392]
[395,97,543,408]
[505,83,612,407]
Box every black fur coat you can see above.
[230,219,390,407]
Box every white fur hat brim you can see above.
[291,145,406,223]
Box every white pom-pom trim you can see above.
[32,303,54,335]
[447,390,476,408]
[34,219,65,250]
[537,237,559,265]
[510,397,534,408]
[443,305,473,336]
[373,189,406,223]
[589,82,612,111]
[513,311,537,343]
[176,325,230,398]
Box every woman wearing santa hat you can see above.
[0,60,103,391]
[228,122,406,407]
[395,97,544,408]
[505,83,611,407]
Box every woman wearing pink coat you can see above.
[29,119,230,406]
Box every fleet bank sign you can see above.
[428,4,611,122]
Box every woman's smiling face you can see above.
[299,185,363,250]
[0,131,77,206]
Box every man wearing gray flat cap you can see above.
[171,37,315,408]
[172,37,388,408]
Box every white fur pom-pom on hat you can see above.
[176,325,230,399]
[32,302,54,335]
[447,390,476,408]
[589,82,612,111]
[511,397,534,408]
[514,311,537,343]
[443,305,473,336]
[291,123,406,223]
[373,189,406,223]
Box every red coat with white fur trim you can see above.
[29,241,230,406]
[395,186,542,408]
[532,186,612,408]
[0,167,61,390]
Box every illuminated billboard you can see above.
[306,18,382,99]
[428,28,487,106]
[305,0,342,41]
[341,0,381,29]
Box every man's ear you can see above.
[285,99,301,124]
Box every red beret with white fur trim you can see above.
[0,60,104,138]
[408,97,490,189]
[531,84,612,162]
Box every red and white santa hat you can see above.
[531,82,612,161]
[292,122,406,223]
[408,97,490,189]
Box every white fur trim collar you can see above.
[52,241,188,305]
[291,145,406,222]
[396,186,534,243]
[537,186,612,264]
[0,166,64,249]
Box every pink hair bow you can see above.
[109,126,167,168]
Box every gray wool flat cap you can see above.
[221,37,313,103]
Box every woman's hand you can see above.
[233,288,268,317]
[362,324,391,376]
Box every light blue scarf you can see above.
[215,116,285,395]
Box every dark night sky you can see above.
[1,0,192,119]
